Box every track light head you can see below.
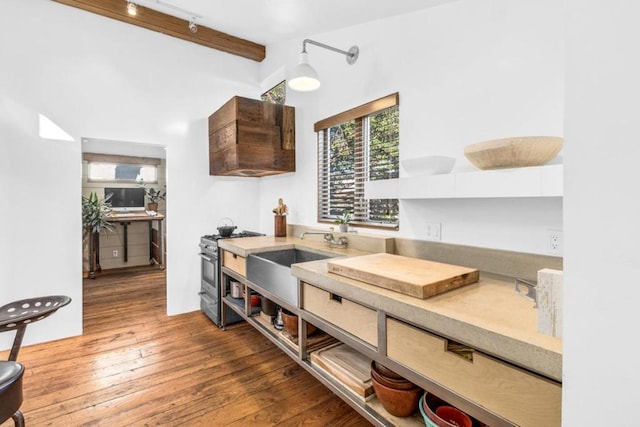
[189,20,198,33]
[127,2,137,16]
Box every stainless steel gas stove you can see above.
[198,230,264,326]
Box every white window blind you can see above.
[316,93,399,229]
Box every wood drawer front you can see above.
[386,318,561,427]
[222,251,246,277]
[302,283,378,347]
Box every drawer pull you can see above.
[329,293,343,303]
[446,339,475,362]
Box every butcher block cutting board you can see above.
[310,342,373,399]
[327,253,479,299]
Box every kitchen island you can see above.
[217,233,562,427]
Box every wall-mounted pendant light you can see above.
[288,39,359,92]
[127,1,137,16]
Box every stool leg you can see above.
[9,325,27,361]
[12,410,25,427]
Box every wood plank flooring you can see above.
[1,267,370,426]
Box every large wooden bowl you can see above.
[464,136,563,170]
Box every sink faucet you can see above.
[299,231,348,248]
[299,231,331,240]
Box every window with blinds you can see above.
[84,153,160,183]
[315,93,399,229]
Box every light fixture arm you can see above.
[301,39,359,65]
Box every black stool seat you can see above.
[0,295,71,361]
[0,295,71,426]
[0,361,25,426]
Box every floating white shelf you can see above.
[365,164,563,199]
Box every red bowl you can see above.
[250,294,261,307]
[423,393,473,427]
[435,406,472,427]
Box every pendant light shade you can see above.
[288,39,359,93]
[288,52,321,92]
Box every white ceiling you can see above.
[83,0,458,156]
[135,0,458,45]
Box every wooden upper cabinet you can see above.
[208,96,295,177]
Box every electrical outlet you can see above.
[425,222,442,241]
[112,250,119,257]
[548,230,562,255]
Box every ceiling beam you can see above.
[52,0,266,62]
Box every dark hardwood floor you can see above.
[1,267,370,426]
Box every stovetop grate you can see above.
[201,230,264,241]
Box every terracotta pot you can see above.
[370,366,417,390]
[147,202,158,211]
[371,374,421,417]
[281,309,316,338]
[372,361,406,380]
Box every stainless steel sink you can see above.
[247,249,333,306]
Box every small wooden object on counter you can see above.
[208,96,295,177]
[274,215,287,237]
[327,253,479,299]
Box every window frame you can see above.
[83,153,161,184]
[315,93,400,231]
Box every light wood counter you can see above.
[293,260,562,382]
[218,235,562,382]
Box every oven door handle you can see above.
[199,253,214,263]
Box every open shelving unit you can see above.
[219,265,427,427]
[365,164,563,199]
[215,241,559,427]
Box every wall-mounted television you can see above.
[104,187,146,211]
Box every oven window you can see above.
[201,256,217,284]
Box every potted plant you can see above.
[335,210,352,233]
[138,179,166,211]
[145,187,166,211]
[82,192,114,279]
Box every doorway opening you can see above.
[81,137,167,279]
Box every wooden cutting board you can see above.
[310,342,373,399]
[327,253,479,299]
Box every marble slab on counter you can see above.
[293,259,562,382]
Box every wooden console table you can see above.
[100,212,165,270]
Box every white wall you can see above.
[0,0,264,348]
[0,97,83,350]
[563,1,640,425]
[3,1,638,425]
[259,0,564,255]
